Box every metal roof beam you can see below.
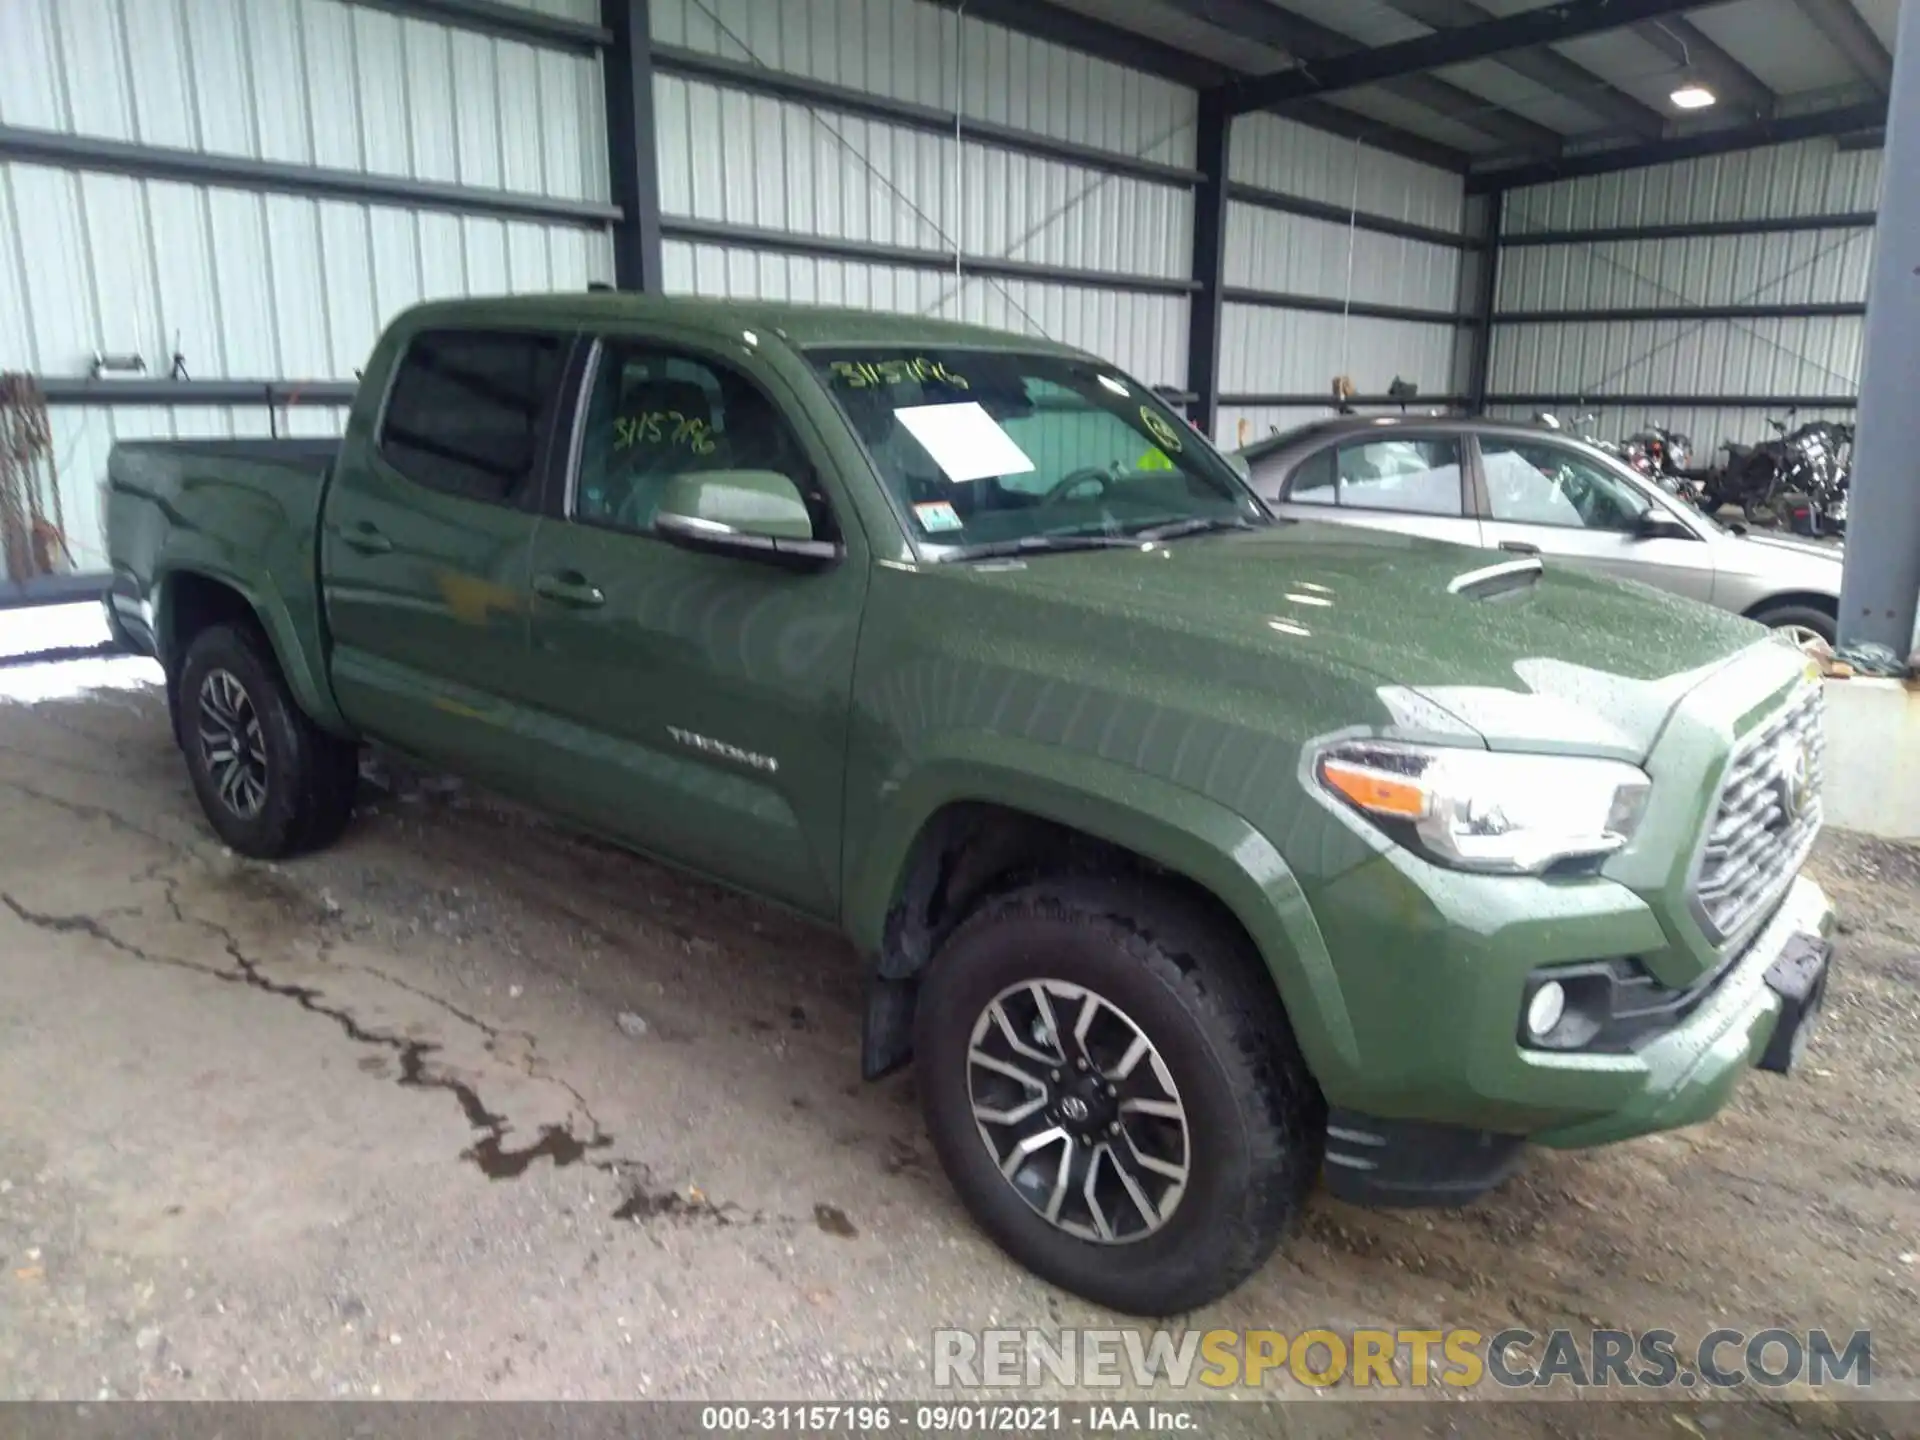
[1154,0,1562,152]
[1785,0,1893,95]
[1229,0,1717,112]
[1376,0,1668,135]
[944,0,1475,169]
[1466,100,1886,188]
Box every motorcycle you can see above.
[1625,425,1707,508]
[1706,409,1846,533]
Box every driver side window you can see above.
[1481,439,1650,532]
[574,343,831,538]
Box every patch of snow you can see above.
[0,602,112,660]
[0,654,161,705]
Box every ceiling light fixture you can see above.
[1670,76,1717,109]
[1656,23,1717,109]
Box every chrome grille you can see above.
[1691,685,1825,945]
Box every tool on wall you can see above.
[0,375,71,585]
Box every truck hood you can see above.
[936,521,1775,761]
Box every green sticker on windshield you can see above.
[1140,407,1183,453]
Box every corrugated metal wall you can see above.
[648,0,1198,388]
[0,0,612,581]
[1216,110,1468,449]
[1489,139,1880,451]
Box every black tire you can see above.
[1749,602,1836,647]
[914,877,1323,1315]
[175,622,359,858]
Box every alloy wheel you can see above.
[197,668,269,819]
[1778,625,1829,652]
[967,979,1190,1244]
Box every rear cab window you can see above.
[377,329,570,507]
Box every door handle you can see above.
[340,521,392,555]
[1499,540,1541,556]
[533,572,606,608]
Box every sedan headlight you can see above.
[1315,741,1651,874]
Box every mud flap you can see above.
[861,973,917,1080]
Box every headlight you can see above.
[1315,741,1651,874]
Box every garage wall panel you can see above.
[1488,317,1863,404]
[1229,110,1467,235]
[1227,203,1461,311]
[0,163,613,380]
[649,0,1198,168]
[655,79,1191,277]
[662,241,1186,387]
[1502,140,1884,234]
[1496,228,1876,311]
[1219,307,1457,398]
[0,0,608,202]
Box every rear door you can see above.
[1473,433,1717,602]
[518,330,866,918]
[322,327,573,779]
[1271,434,1487,550]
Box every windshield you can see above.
[807,347,1265,556]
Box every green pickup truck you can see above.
[107,294,1834,1315]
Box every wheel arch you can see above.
[156,565,349,738]
[844,740,1357,1084]
[1743,590,1838,622]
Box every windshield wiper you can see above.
[940,532,1142,561]
[1128,516,1258,542]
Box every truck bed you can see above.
[106,437,339,661]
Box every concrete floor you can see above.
[2,661,1916,1423]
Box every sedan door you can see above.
[1473,434,1717,604]
[1269,434,1487,551]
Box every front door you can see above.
[1474,435,1717,603]
[322,327,572,782]
[520,334,865,918]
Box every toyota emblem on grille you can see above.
[1777,738,1813,823]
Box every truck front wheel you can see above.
[914,878,1323,1315]
[176,623,359,858]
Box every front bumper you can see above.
[1532,873,1832,1147]
[1299,853,1834,1144]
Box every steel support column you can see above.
[1835,0,1920,652]
[1468,191,1503,414]
[603,0,664,293]
[1185,92,1232,444]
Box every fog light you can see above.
[1526,981,1567,1039]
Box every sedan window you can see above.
[1335,439,1464,516]
[1481,439,1651,532]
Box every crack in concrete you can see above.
[2,885,611,1184]
[0,776,189,853]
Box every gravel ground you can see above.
[0,667,1914,1431]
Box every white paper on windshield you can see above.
[893,402,1035,484]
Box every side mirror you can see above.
[654,470,841,569]
[1635,510,1694,541]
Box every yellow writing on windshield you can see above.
[830,357,970,391]
[614,410,716,455]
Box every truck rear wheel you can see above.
[913,877,1323,1315]
[176,622,359,859]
